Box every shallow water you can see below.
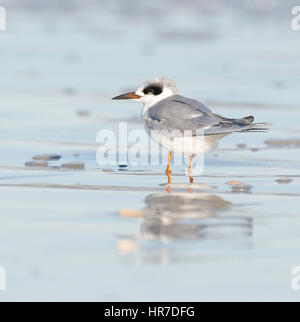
[0,1,300,301]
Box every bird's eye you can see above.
[143,85,163,96]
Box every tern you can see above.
[112,77,270,183]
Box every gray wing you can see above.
[145,95,267,135]
[145,95,219,134]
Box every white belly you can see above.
[148,130,216,155]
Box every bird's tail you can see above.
[225,115,271,132]
[240,122,271,132]
[238,115,271,132]
[204,115,271,135]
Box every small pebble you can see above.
[48,166,60,170]
[119,209,143,217]
[226,181,252,193]
[118,164,128,171]
[231,185,252,193]
[272,80,285,90]
[237,143,247,149]
[276,178,292,184]
[226,181,245,186]
[77,110,90,117]
[32,154,61,161]
[117,239,139,253]
[62,87,76,95]
[251,148,259,152]
[236,185,251,192]
[60,162,85,169]
[25,161,48,168]
[265,139,300,148]
[30,266,43,278]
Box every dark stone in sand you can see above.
[226,181,252,193]
[276,178,292,184]
[62,87,77,95]
[33,154,61,161]
[265,139,300,148]
[231,184,252,193]
[272,80,285,90]
[77,110,90,117]
[25,161,48,168]
[61,162,85,169]
[118,164,128,171]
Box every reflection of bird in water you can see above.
[117,192,253,265]
[144,193,231,218]
[140,193,252,241]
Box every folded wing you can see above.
[145,95,270,135]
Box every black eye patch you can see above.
[143,85,163,96]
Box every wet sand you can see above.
[0,1,300,301]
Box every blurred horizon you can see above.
[0,0,299,106]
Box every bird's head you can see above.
[112,77,179,107]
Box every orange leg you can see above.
[166,152,172,187]
[188,155,194,184]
